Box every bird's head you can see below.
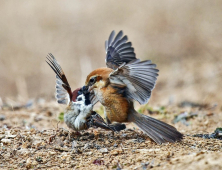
[85,67,113,92]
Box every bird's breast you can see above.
[95,86,130,123]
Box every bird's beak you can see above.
[88,85,93,92]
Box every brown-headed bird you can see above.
[85,31,183,144]
[46,54,125,132]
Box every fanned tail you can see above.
[128,110,183,144]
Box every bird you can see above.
[85,30,183,144]
[46,54,126,132]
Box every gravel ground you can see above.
[0,101,222,170]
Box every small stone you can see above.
[110,149,123,155]
[113,143,118,147]
[61,154,71,160]
[32,160,38,166]
[34,115,44,122]
[0,115,6,121]
[86,152,93,155]
[26,158,32,169]
[83,143,90,149]
[6,135,17,138]
[48,151,56,155]
[1,138,11,144]
[72,141,79,148]
[99,148,108,153]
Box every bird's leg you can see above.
[103,111,126,133]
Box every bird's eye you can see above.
[77,97,82,101]
[89,77,96,84]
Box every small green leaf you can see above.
[58,112,64,122]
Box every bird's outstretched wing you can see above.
[105,30,137,70]
[109,59,159,105]
[46,53,72,105]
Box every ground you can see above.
[0,101,222,170]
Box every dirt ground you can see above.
[1,1,222,170]
[0,101,222,170]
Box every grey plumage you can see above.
[109,59,159,104]
[111,31,123,47]
[105,30,136,69]
[128,109,183,144]
[46,54,72,105]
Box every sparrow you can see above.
[85,30,183,144]
[46,54,125,132]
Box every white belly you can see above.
[64,100,93,131]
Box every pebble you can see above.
[110,149,123,155]
[99,148,108,153]
[0,115,6,121]
[1,139,11,144]
[86,152,93,155]
[26,158,32,169]
[6,135,17,138]
[48,151,57,155]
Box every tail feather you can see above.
[128,110,183,144]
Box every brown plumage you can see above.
[85,31,183,144]
[46,54,126,132]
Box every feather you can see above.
[118,48,134,54]
[109,59,159,104]
[128,110,183,144]
[105,41,108,52]
[105,31,137,69]
[116,42,132,52]
[111,30,123,47]
[108,30,115,47]
[46,53,72,105]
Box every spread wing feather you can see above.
[46,53,72,105]
[105,31,137,69]
[109,59,159,104]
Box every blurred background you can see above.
[0,0,222,105]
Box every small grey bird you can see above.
[46,53,126,132]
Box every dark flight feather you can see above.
[105,31,137,69]
[46,53,72,104]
